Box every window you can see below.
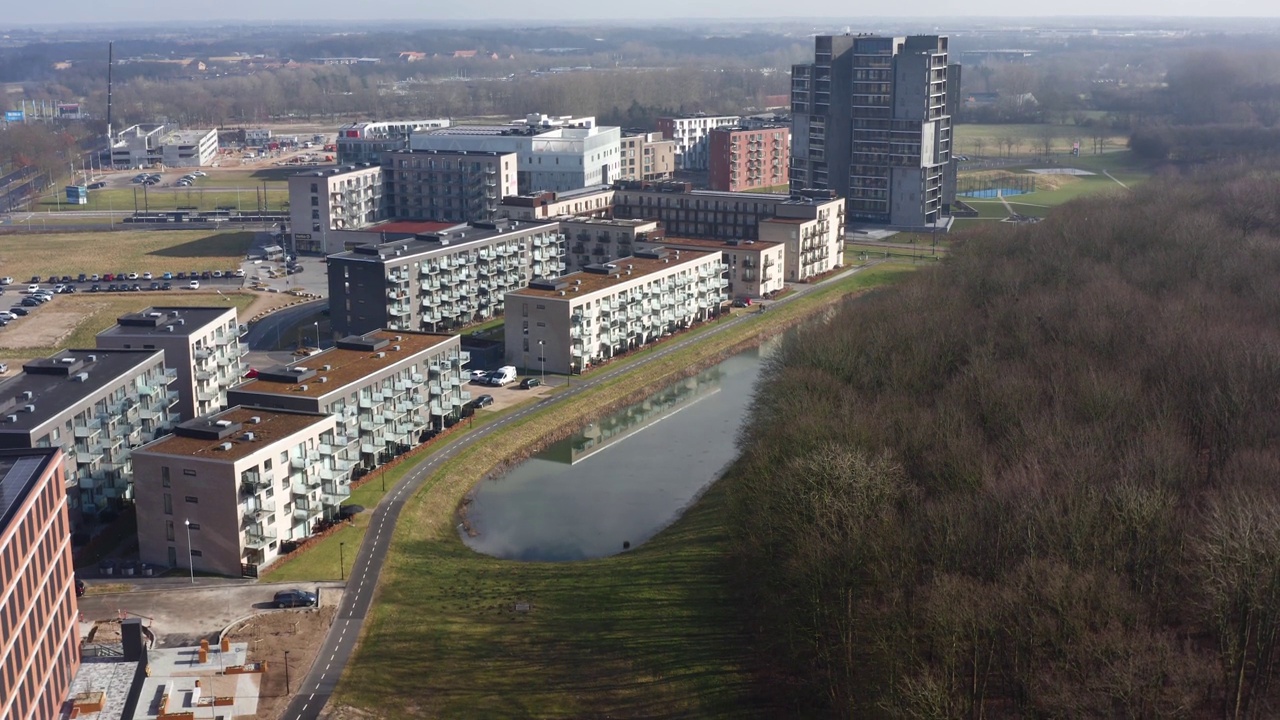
[185,496,199,504]
[190,550,203,557]
[188,523,200,530]
[166,521,174,541]
[161,467,170,488]
[183,469,197,476]
[163,493,172,515]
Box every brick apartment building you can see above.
[708,126,790,192]
[0,448,80,720]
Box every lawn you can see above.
[955,149,1153,222]
[0,230,255,281]
[36,186,288,214]
[322,263,920,718]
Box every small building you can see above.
[638,235,785,299]
[65,185,88,205]
[708,126,789,192]
[559,217,661,273]
[655,114,741,170]
[382,149,518,224]
[504,247,728,375]
[0,349,175,527]
[245,128,272,145]
[0,448,80,720]
[618,131,675,182]
[335,119,452,165]
[95,306,245,422]
[288,164,384,255]
[132,406,338,576]
[498,185,615,221]
[227,330,469,480]
[110,124,219,168]
[326,220,564,337]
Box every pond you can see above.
[460,338,777,561]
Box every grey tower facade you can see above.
[791,34,960,227]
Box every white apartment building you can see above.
[411,114,621,194]
[110,125,219,168]
[560,218,661,272]
[0,350,176,527]
[655,115,741,170]
[336,119,452,165]
[95,307,246,422]
[638,236,786,299]
[289,164,384,255]
[132,406,338,577]
[758,204,845,282]
[498,186,615,221]
[227,330,470,484]
[327,220,565,337]
[618,131,676,181]
[505,247,728,375]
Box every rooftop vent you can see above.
[88,354,97,362]
[23,404,35,413]
[4,415,15,424]
[72,372,89,382]
[164,326,175,333]
[298,384,309,391]
[20,391,32,401]
[293,366,309,373]
[391,345,401,352]
[169,310,181,317]
[321,364,332,371]
[218,442,233,451]
[317,376,328,383]
[177,318,185,325]
[215,420,233,428]
[374,352,385,359]
[242,432,255,441]
[394,335,403,342]
[60,357,76,364]
[248,416,261,424]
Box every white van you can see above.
[487,366,517,386]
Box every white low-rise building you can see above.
[110,125,219,168]
[504,247,728,375]
[289,164,385,255]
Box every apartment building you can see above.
[327,219,565,337]
[382,149,518,223]
[411,114,621,194]
[708,126,790,192]
[110,124,219,168]
[618,131,675,182]
[758,204,845,282]
[289,164,384,255]
[505,247,728,375]
[336,118,452,165]
[0,449,79,720]
[227,330,470,485]
[791,34,960,227]
[655,115,741,170]
[498,186,615,221]
[0,350,175,527]
[95,306,245,421]
[132,407,338,577]
[611,181,845,247]
[560,218,661,273]
[637,235,785,299]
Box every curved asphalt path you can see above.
[281,261,883,720]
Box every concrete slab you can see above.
[1027,167,1095,175]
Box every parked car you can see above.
[103,273,114,281]
[176,272,187,279]
[233,269,246,277]
[127,272,139,281]
[0,277,11,285]
[28,276,39,283]
[472,394,494,408]
[161,282,172,291]
[162,271,173,280]
[53,284,66,293]
[26,284,39,294]
[0,311,13,321]
[89,284,100,292]
[192,170,207,177]
[519,377,542,389]
[107,284,119,292]
[8,307,28,316]
[187,280,201,290]
[23,297,43,306]
[470,369,489,382]
[200,270,212,279]
[77,274,87,283]
[149,282,161,291]
[88,181,107,189]
[47,275,59,283]
[272,589,318,609]
[0,363,8,374]
[142,272,153,280]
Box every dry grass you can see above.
[0,230,254,281]
[0,292,256,360]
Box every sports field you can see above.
[0,229,254,280]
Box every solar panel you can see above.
[0,455,46,528]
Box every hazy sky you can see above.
[5,0,1280,25]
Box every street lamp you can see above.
[339,542,345,582]
[313,321,320,350]
[283,650,291,694]
[537,339,545,383]
[184,519,194,584]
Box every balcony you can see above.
[243,527,278,549]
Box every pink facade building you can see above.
[0,448,80,720]
[708,126,790,192]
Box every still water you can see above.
[461,338,778,561]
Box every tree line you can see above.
[726,162,1280,718]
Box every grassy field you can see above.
[954,122,1131,157]
[0,230,254,281]
[0,292,256,360]
[35,186,288,214]
[322,263,920,718]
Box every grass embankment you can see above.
[0,230,254,280]
[37,187,288,214]
[318,262,916,718]
[953,122,1131,157]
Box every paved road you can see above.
[280,261,882,720]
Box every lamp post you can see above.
[339,542,345,582]
[283,650,291,694]
[184,519,194,584]
[313,321,320,350]
[537,339,545,383]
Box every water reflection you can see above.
[461,341,774,561]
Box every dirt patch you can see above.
[225,603,338,719]
[965,168,1078,192]
[0,307,84,348]
[243,290,307,320]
